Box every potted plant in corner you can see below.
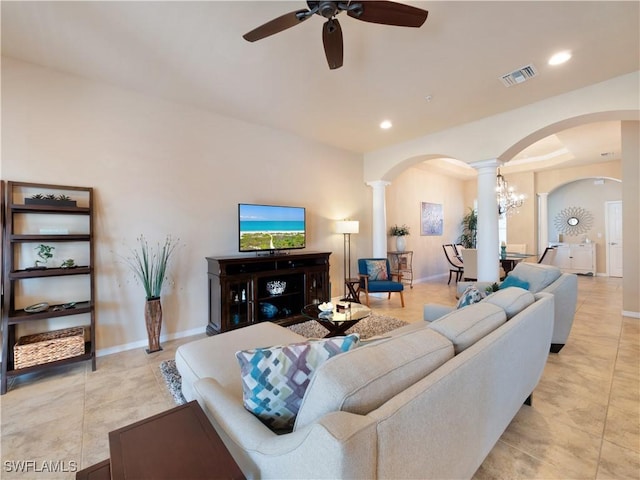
[124,235,179,353]
[389,224,410,252]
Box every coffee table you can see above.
[76,401,245,480]
[301,302,371,337]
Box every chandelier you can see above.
[496,169,524,215]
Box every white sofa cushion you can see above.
[294,328,454,430]
[428,302,506,354]
[236,334,360,431]
[484,287,536,319]
[175,322,307,402]
[509,262,562,293]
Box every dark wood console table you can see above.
[76,401,245,480]
[206,251,331,335]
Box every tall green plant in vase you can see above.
[458,208,478,248]
[125,235,179,353]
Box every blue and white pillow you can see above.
[236,334,360,431]
[365,260,388,281]
[456,286,486,309]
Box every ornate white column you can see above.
[470,159,501,282]
[537,193,549,256]
[365,180,391,258]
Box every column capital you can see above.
[365,180,392,189]
[469,159,503,171]
[537,192,549,198]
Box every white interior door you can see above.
[606,201,623,278]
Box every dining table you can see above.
[500,252,537,276]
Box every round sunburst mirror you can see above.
[554,206,594,236]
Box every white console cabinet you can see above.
[551,243,596,275]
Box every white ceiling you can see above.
[2,1,638,167]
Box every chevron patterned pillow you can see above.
[236,334,360,431]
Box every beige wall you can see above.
[1,58,368,353]
[621,121,639,316]
[385,164,467,281]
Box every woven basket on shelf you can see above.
[14,327,85,369]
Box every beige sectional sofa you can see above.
[176,287,554,479]
[426,262,577,352]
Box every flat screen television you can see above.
[239,203,306,252]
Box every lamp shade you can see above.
[335,220,359,234]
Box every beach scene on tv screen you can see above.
[240,204,305,251]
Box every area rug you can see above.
[159,313,408,405]
[159,359,187,406]
[287,313,408,340]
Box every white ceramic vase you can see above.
[396,236,406,252]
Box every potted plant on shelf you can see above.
[389,224,410,252]
[60,258,77,268]
[124,235,179,353]
[26,193,77,207]
[32,244,55,269]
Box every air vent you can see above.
[499,64,538,87]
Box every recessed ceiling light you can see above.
[380,120,392,130]
[548,51,572,66]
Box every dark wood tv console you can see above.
[206,251,331,335]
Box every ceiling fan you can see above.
[243,1,429,70]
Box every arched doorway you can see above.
[545,177,622,276]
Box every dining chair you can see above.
[357,258,405,307]
[506,244,527,254]
[461,248,478,281]
[538,246,558,265]
[442,244,464,284]
[453,244,465,261]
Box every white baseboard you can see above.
[413,273,449,284]
[96,326,205,357]
[622,310,640,319]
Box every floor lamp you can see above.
[335,220,359,300]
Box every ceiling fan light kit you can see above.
[243,1,429,70]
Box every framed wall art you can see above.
[421,202,443,236]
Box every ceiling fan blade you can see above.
[347,1,428,28]
[243,9,311,42]
[323,18,344,70]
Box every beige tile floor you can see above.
[1,275,638,479]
